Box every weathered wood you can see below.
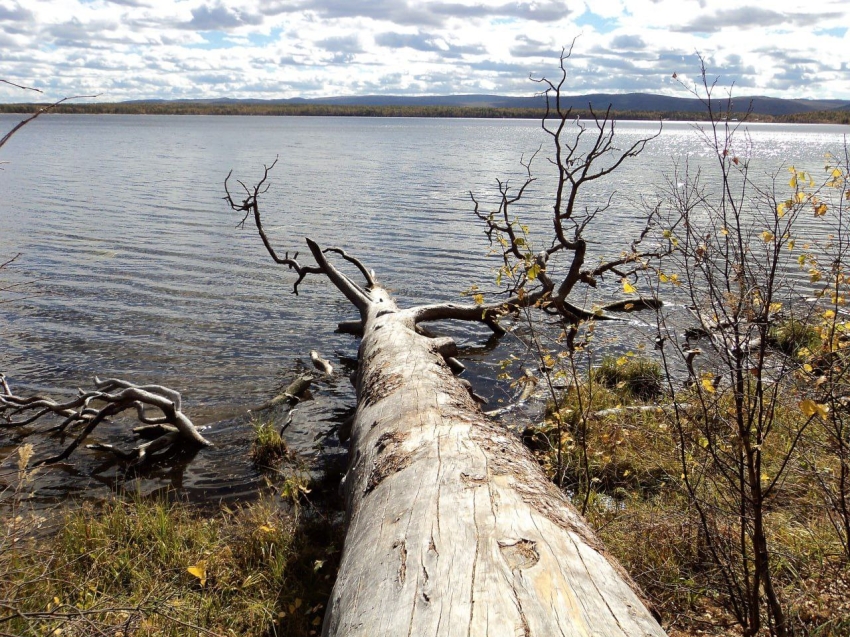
[323,286,667,637]
[252,373,313,412]
[224,164,666,635]
[311,350,334,376]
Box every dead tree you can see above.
[0,375,211,465]
[224,94,668,634]
[468,46,668,325]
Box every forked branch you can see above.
[0,375,211,465]
[225,159,376,307]
[467,44,665,322]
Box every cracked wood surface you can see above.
[323,288,667,637]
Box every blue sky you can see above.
[0,0,848,102]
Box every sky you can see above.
[0,0,848,103]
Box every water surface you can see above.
[1,115,847,502]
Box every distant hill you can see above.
[3,92,849,123]
[124,93,850,117]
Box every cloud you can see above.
[675,7,839,33]
[260,0,444,26]
[0,1,33,21]
[610,34,645,50]
[375,31,485,57]
[185,3,263,30]
[509,35,557,58]
[430,1,571,22]
[316,34,363,53]
[103,0,150,7]
[467,60,530,73]
[260,0,569,26]
[45,18,121,48]
[2,0,849,102]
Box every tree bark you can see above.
[322,284,667,637]
[224,168,666,636]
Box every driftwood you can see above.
[225,166,668,636]
[0,375,211,464]
[310,350,334,376]
[252,373,314,412]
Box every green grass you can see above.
[591,355,663,400]
[1,493,341,637]
[251,418,289,471]
[770,317,822,356]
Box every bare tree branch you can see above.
[0,92,99,152]
[0,79,42,93]
[0,375,211,465]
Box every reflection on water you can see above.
[1,115,847,502]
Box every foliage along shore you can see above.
[0,101,848,124]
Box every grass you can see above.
[251,418,289,471]
[769,316,822,356]
[591,354,663,401]
[1,488,342,636]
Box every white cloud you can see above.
[0,0,847,101]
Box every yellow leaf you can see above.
[761,231,774,243]
[802,363,813,373]
[776,202,786,217]
[473,293,484,305]
[295,598,303,609]
[701,372,716,394]
[814,203,828,216]
[659,272,669,283]
[720,227,729,236]
[832,168,842,178]
[810,269,822,283]
[312,617,322,626]
[622,279,636,294]
[259,525,275,533]
[824,309,836,320]
[789,175,797,188]
[796,191,806,203]
[788,239,795,250]
[800,399,829,420]
[769,302,782,313]
[187,561,207,587]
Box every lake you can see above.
[1,114,847,502]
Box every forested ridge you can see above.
[1,101,848,123]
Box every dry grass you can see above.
[1,490,342,637]
[528,363,850,636]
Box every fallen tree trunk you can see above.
[325,284,667,636]
[224,162,668,636]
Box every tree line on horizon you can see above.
[0,101,848,124]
